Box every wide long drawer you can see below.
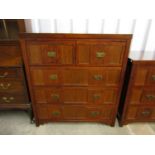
[36,105,115,121]
[30,67,121,86]
[33,87,118,105]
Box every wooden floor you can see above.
[0,110,155,135]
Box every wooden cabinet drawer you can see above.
[133,66,155,86]
[126,106,155,121]
[36,105,115,121]
[0,81,25,93]
[77,40,126,66]
[0,68,22,80]
[0,93,28,104]
[0,41,22,67]
[33,87,118,105]
[129,87,155,105]
[30,67,121,86]
[27,41,75,65]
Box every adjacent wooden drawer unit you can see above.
[0,41,30,110]
[118,60,155,125]
[20,33,132,126]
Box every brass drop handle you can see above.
[146,95,155,100]
[0,83,11,90]
[0,72,8,78]
[141,110,151,116]
[96,51,106,58]
[151,75,155,81]
[47,51,56,58]
[52,111,61,116]
[91,111,100,117]
[51,94,60,100]
[49,74,58,80]
[2,97,14,103]
[93,94,101,100]
[93,75,103,80]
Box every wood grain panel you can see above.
[27,41,75,65]
[33,87,118,105]
[76,40,126,66]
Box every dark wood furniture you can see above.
[118,59,155,126]
[0,20,30,114]
[20,33,132,126]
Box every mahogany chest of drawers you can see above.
[20,33,132,126]
[0,41,30,110]
[118,60,155,126]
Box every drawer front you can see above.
[27,41,75,65]
[128,87,155,105]
[0,81,25,93]
[147,69,155,85]
[0,93,28,104]
[0,42,21,66]
[36,105,115,121]
[126,106,155,121]
[76,40,126,66]
[33,87,118,105]
[0,68,22,80]
[133,66,155,86]
[30,67,121,86]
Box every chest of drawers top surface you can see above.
[20,33,132,126]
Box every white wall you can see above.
[25,19,155,60]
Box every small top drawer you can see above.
[76,40,126,66]
[0,68,22,80]
[27,41,75,65]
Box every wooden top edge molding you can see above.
[19,33,132,40]
[129,59,155,65]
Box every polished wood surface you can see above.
[36,105,115,125]
[0,66,30,109]
[30,67,121,86]
[33,87,118,105]
[118,60,155,125]
[0,41,22,67]
[20,33,132,126]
